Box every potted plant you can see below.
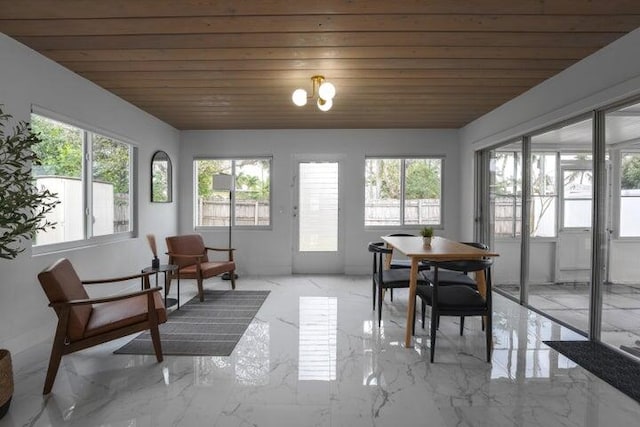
[420,226,434,246]
[1,106,59,418]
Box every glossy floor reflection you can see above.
[497,282,640,360]
[3,275,640,426]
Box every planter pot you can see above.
[422,237,432,246]
[0,349,13,419]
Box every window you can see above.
[490,150,521,237]
[530,152,557,237]
[620,153,640,236]
[194,158,271,227]
[562,168,592,228]
[365,157,442,226]
[558,153,592,230]
[31,113,134,248]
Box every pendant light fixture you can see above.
[291,75,336,111]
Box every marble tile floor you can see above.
[496,282,640,358]
[2,275,640,427]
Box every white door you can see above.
[557,166,593,282]
[292,159,344,273]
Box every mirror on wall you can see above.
[151,150,172,202]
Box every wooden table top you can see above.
[381,235,499,260]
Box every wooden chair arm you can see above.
[165,252,205,261]
[204,246,235,252]
[204,247,235,252]
[204,246,235,262]
[81,270,155,285]
[49,287,163,307]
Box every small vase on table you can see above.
[420,227,434,247]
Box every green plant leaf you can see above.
[0,105,60,259]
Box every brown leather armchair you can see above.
[37,258,167,394]
[165,234,236,302]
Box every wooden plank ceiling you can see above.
[1,0,640,130]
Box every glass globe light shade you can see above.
[317,97,333,112]
[292,89,307,106]
[318,81,336,100]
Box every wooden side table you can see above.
[141,264,180,310]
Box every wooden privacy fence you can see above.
[114,193,130,232]
[493,197,522,236]
[365,199,440,225]
[108,196,519,233]
[199,198,270,226]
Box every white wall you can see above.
[459,27,640,239]
[0,34,180,353]
[179,129,460,275]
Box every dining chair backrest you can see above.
[430,258,493,362]
[432,242,489,273]
[368,242,391,275]
[435,258,493,275]
[368,241,392,255]
[459,242,488,250]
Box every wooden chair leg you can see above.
[165,274,172,295]
[149,322,163,363]
[43,310,71,394]
[230,271,236,290]
[147,293,163,363]
[197,277,204,302]
[43,345,63,395]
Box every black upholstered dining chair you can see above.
[368,242,427,327]
[384,234,431,302]
[385,234,432,271]
[420,242,488,287]
[413,258,493,363]
[418,242,489,334]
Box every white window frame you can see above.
[491,150,522,238]
[559,157,593,231]
[193,157,272,230]
[31,108,137,255]
[619,151,640,238]
[364,156,444,228]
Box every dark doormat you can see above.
[115,290,270,357]
[544,340,640,404]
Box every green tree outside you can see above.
[405,159,441,199]
[31,114,82,178]
[622,154,640,190]
[31,115,131,195]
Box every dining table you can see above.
[380,235,500,348]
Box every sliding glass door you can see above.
[603,100,640,358]
[479,97,640,360]
[487,141,523,300]
[527,118,594,333]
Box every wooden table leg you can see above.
[405,257,419,347]
[475,270,487,298]
[384,245,392,270]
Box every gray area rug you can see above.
[114,290,270,356]
[544,340,640,404]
